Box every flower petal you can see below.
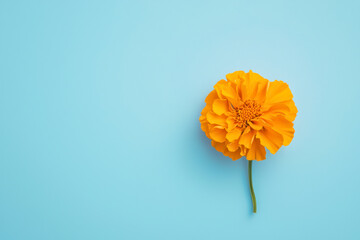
[205,90,219,105]
[263,115,295,146]
[223,148,243,161]
[239,145,248,156]
[285,100,298,121]
[262,102,290,114]
[200,105,211,117]
[256,127,284,154]
[199,115,209,136]
[209,127,227,142]
[206,111,226,126]
[212,99,228,115]
[254,80,269,104]
[248,119,263,130]
[227,141,239,152]
[211,141,226,152]
[246,138,266,161]
[222,84,241,107]
[239,77,249,101]
[247,70,267,99]
[214,80,228,99]
[265,80,293,105]
[226,127,242,142]
[213,141,243,160]
[239,127,256,149]
[226,71,246,85]
[226,117,236,131]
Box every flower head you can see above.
[200,70,297,161]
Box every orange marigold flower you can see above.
[199,70,297,161]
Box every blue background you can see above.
[1,0,360,239]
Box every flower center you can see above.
[234,100,261,128]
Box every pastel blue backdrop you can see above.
[1,0,360,239]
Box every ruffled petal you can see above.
[211,141,226,152]
[247,70,268,101]
[214,80,228,99]
[226,127,242,142]
[248,119,263,130]
[262,102,290,114]
[256,126,284,154]
[226,71,246,85]
[285,100,298,121]
[264,80,293,105]
[239,127,256,149]
[239,145,248,156]
[213,141,243,161]
[209,126,227,142]
[262,115,295,146]
[221,83,242,107]
[199,115,209,136]
[226,116,237,131]
[206,111,226,126]
[223,148,243,161]
[246,138,266,161]
[205,90,219,105]
[238,76,249,101]
[212,99,228,115]
[262,101,297,122]
[227,141,239,152]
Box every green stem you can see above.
[248,160,257,213]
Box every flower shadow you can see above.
[180,104,255,215]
